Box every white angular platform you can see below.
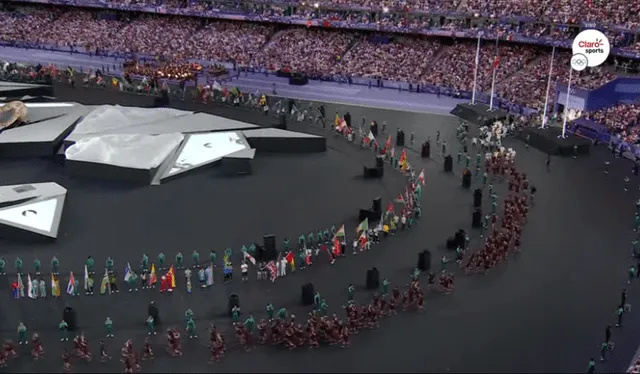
[0,182,67,239]
[64,106,258,143]
[158,131,251,182]
[65,133,185,185]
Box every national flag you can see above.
[205,265,214,286]
[505,35,513,42]
[243,251,256,266]
[396,194,406,204]
[51,273,60,297]
[399,148,407,165]
[356,218,369,233]
[405,186,411,204]
[148,264,157,286]
[390,146,395,158]
[17,273,24,298]
[334,113,340,127]
[384,135,392,150]
[332,239,342,257]
[84,264,89,291]
[27,273,36,299]
[212,81,222,91]
[123,263,133,283]
[336,118,347,132]
[285,251,295,265]
[266,261,278,279]
[167,266,176,289]
[387,202,395,213]
[186,278,192,294]
[418,169,426,186]
[367,131,376,145]
[358,231,368,246]
[493,56,500,69]
[111,77,119,87]
[66,272,75,295]
[100,269,109,295]
[332,224,345,240]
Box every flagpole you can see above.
[488,36,499,111]
[471,33,482,105]
[541,46,556,129]
[561,64,573,139]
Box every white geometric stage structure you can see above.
[0,182,67,239]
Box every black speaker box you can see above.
[372,196,382,216]
[366,267,380,290]
[421,142,431,158]
[472,209,482,228]
[262,234,277,261]
[228,293,240,317]
[444,155,453,172]
[375,156,384,168]
[418,250,431,271]
[63,307,77,331]
[302,283,315,305]
[364,166,383,179]
[473,189,482,208]
[359,209,375,223]
[455,229,466,248]
[462,171,471,189]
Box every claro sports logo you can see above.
[572,30,610,67]
[577,39,606,54]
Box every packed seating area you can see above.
[582,101,640,144]
[498,52,618,110]
[0,9,624,110]
[94,0,640,27]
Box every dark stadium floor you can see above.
[0,87,638,373]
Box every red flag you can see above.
[387,202,395,213]
[384,135,392,150]
[493,56,500,69]
[285,251,294,264]
[418,169,425,185]
[333,239,342,257]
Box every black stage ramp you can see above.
[0,105,90,158]
[517,126,591,156]
[243,128,326,153]
[220,148,255,176]
[450,103,508,126]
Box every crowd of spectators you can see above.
[332,37,439,81]
[0,8,627,112]
[88,0,640,28]
[256,28,353,78]
[582,101,640,144]
[497,52,617,110]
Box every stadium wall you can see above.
[556,77,640,112]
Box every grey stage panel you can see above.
[243,128,323,139]
[243,128,326,153]
[0,182,67,205]
[225,148,256,159]
[0,82,49,91]
[0,106,91,157]
[26,104,85,123]
[0,182,67,240]
[90,112,259,138]
[0,106,89,143]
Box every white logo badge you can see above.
[570,53,589,72]
[572,29,610,67]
